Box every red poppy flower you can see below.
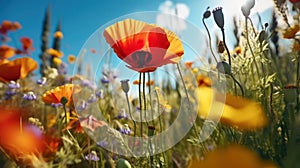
[0,57,38,82]
[0,20,21,35]
[20,37,34,54]
[103,19,184,72]
[0,45,15,59]
[290,0,300,3]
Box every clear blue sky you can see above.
[0,0,272,76]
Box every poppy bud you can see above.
[203,10,211,19]
[217,61,231,74]
[246,0,255,9]
[241,5,251,17]
[258,30,266,43]
[121,79,130,93]
[117,159,132,168]
[218,41,225,53]
[213,7,224,29]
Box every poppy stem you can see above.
[139,73,143,137]
[148,72,155,126]
[230,74,244,96]
[143,72,148,127]
[154,88,167,166]
[245,16,261,77]
[221,28,231,66]
[202,18,218,63]
[125,91,136,151]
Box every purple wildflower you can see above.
[58,62,68,75]
[85,151,100,161]
[117,109,128,119]
[97,140,108,148]
[8,81,20,89]
[120,124,131,135]
[100,76,110,84]
[81,79,97,90]
[51,103,63,108]
[23,91,37,101]
[36,77,47,85]
[88,94,98,103]
[77,100,88,111]
[96,90,104,99]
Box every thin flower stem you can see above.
[143,72,149,127]
[125,92,136,152]
[248,17,257,36]
[202,18,218,63]
[221,28,232,66]
[230,74,244,96]
[148,72,155,126]
[139,73,143,137]
[176,63,200,136]
[155,89,167,166]
[245,16,261,77]
[63,104,67,124]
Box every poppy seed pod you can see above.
[121,79,130,93]
[216,61,231,74]
[212,7,224,29]
[241,5,251,17]
[246,0,255,10]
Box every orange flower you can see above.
[47,48,63,57]
[68,54,76,63]
[197,75,212,87]
[0,108,44,159]
[64,119,85,133]
[283,25,300,39]
[133,80,141,85]
[103,19,184,72]
[0,45,15,59]
[184,61,193,69]
[188,144,278,168]
[146,80,154,86]
[0,57,38,82]
[196,87,267,130]
[0,20,21,35]
[234,46,242,55]
[52,57,62,65]
[42,84,79,105]
[54,31,63,39]
[20,37,34,53]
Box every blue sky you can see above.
[0,0,273,76]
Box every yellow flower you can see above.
[47,48,63,57]
[68,55,76,63]
[188,144,278,168]
[52,57,62,65]
[234,46,242,55]
[196,87,267,130]
[283,25,300,39]
[54,31,63,39]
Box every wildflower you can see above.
[146,80,154,86]
[133,80,141,85]
[79,115,106,131]
[103,19,184,72]
[184,61,193,69]
[96,89,104,98]
[197,75,212,87]
[57,62,68,75]
[117,108,129,119]
[85,151,100,161]
[23,91,37,101]
[0,20,21,35]
[81,79,97,90]
[101,76,110,84]
[8,81,20,89]
[0,57,38,82]
[42,84,79,105]
[76,100,88,111]
[196,86,267,130]
[0,45,15,59]
[88,94,98,103]
[120,124,131,135]
[51,103,63,108]
[45,68,58,79]
[0,108,44,157]
[52,57,62,65]
[97,140,108,147]
[121,79,130,93]
[292,40,300,52]
[36,77,47,85]
[47,48,63,57]
[64,119,85,133]
[67,54,76,63]
[54,31,63,39]
[20,37,34,54]
[234,46,242,55]
[282,25,300,39]
[188,144,278,168]
[212,7,224,29]
[203,8,211,19]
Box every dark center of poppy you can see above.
[131,51,152,68]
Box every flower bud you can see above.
[203,10,211,19]
[121,79,130,93]
[218,41,225,53]
[216,61,231,74]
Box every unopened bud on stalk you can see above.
[216,61,231,75]
[120,79,130,93]
[213,7,224,29]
